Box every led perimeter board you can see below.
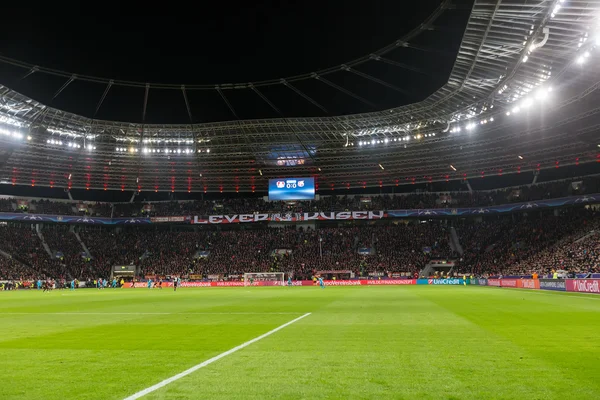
[268,177,315,201]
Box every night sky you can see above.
[0,0,473,123]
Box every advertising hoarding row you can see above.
[473,278,600,295]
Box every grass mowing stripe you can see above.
[491,287,600,299]
[122,312,311,400]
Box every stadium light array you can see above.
[116,146,206,155]
[0,127,25,140]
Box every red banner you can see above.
[521,279,540,289]
[366,279,416,285]
[499,279,522,288]
[566,279,600,294]
[487,279,501,287]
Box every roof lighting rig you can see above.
[1,1,600,192]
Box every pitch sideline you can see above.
[0,311,306,315]
[122,312,312,399]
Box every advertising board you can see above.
[539,279,566,291]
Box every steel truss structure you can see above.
[0,0,599,193]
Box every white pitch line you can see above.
[0,311,305,315]
[122,312,311,400]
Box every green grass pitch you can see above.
[1,285,599,399]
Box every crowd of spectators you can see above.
[0,225,52,273]
[511,234,600,276]
[455,209,600,276]
[41,226,90,278]
[0,198,14,212]
[31,199,75,215]
[0,256,43,280]
[0,223,452,280]
[1,204,599,282]
[1,175,599,219]
[79,230,142,276]
[144,224,452,278]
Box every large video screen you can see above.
[268,177,315,201]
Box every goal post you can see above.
[243,272,285,287]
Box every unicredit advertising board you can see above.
[417,278,463,285]
[566,279,600,293]
[268,177,315,201]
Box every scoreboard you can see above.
[113,265,136,276]
[268,177,315,201]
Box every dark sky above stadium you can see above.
[0,0,473,123]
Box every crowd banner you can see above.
[193,211,385,224]
[0,214,153,225]
[539,279,566,291]
[0,193,598,225]
[521,279,540,289]
[566,279,600,294]
[150,216,187,223]
[477,278,488,286]
[387,194,599,217]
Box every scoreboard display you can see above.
[113,265,136,276]
[268,177,315,201]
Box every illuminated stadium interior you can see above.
[0,0,597,195]
[1,1,600,399]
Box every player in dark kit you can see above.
[173,277,178,292]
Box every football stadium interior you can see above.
[1,1,600,399]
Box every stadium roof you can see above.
[0,0,471,123]
[0,0,599,194]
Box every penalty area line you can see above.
[123,312,312,400]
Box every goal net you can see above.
[243,272,285,287]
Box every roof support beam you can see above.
[216,86,239,119]
[53,74,77,99]
[281,79,329,114]
[94,80,113,117]
[314,74,377,109]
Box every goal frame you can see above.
[243,272,285,287]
